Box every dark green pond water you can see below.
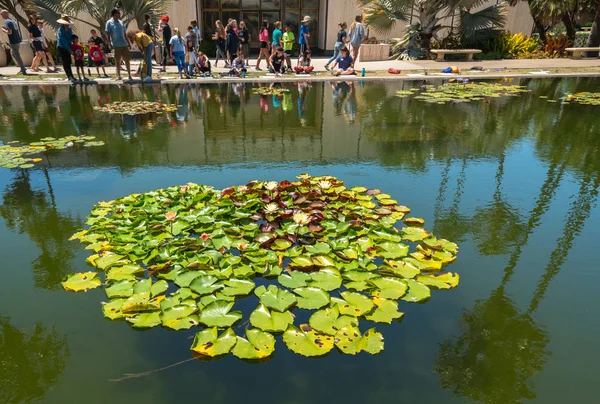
[0,78,599,404]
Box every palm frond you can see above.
[361,0,412,34]
[459,3,508,39]
[33,0,61,31]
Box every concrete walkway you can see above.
[0,56,599,84]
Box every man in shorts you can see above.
[282,23,294,70]
[105,8,131,80]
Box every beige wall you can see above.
[505,2,534,35]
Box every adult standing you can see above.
[56,14,75,81]
[105,8,131,80]
[298,15,311,54]
[271,21,282,55]
[1,10,27,75]
[255,21,269,70]
[159,15,171,72]
[191,20,201,48]
[185,25,198,50]
[238,21,249,66]
[225,22,238,65]
[325,22,347,71]
[27,14,46,72]
[213,20,227,67]
[348,15,365,66]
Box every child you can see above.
[89,39,108,78]
[294,49,314,74]
[268,47,286,75]
[71,35,87,81]
[186,40,198,76]
[229,51,247,77]
[37,20,58,72]
[282,23,294,70]
[331,46,354,76]
[238,21,250,66]
[197,51,211,76]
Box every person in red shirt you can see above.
[88,38,108,78]
[71,34,87,81]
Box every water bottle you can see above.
[242,71,246,78]
[361,68,366,77]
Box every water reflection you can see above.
[0,79,599,402]
[0,170,82,290]
[0,316,69,404]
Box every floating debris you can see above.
[94,101,178,115]
[0,136,105,169]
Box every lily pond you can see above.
[0,78,599,404]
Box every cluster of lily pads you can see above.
[63,175,459,359]
[397,81,530,104]
[0,136,105,169]
[252,87,290,96]
[94,101,178,116]
[559,92,600,105]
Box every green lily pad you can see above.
[198,300,242,328]
[160,304,199,330]
[249,304,294,332]
[334,326,384,355]
[365,297,404,324]
[309,305,358,336]
[308,268,342,291]
[370,277,408,300]
[293,287,330,309]
[232,329,276,360]
[255,285,297,312]
[190,327,237,357]
[95,253,125,270]
[334,291,374,317]
[189,275,224,296]
[105,279,135,299]
[401,226,430,242]
[401,280,431,302]
[150,279,169,297]
[126,312,161,328]
[220,278,255,296]
[416,272,459,289]
[61,272,102,292]
[283,324,335,357]
[278,271,310,288]
[102,299,126,320]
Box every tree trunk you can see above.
[587,3,600,57]
[527,0,547,43]
[562,13,576,44]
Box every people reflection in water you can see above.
[176,85,189,123]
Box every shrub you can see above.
[488,32,540,59]
[543,34,572,57]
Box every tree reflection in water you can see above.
[0,315,69,404]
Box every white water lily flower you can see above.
[318,180,332,190]
[237,185,248,192]
[264,203,279,214]
[264,181,278,191]
[292,211,311,225]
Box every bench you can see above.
[431,49,482,61]
[565,47,600,58]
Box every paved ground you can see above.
[1,56,599,84]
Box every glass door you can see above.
[242,12,260,47]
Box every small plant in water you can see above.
[63,175,460,359]
[94,101,178,115]
[397,81,530,104]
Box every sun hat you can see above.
[302,16,311,23]
[57,14,72,25]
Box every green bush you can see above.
[488,32,540,59]
[199,40,216,57]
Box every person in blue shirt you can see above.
[56,14,76,81]
[1,10,27,75]
[105,8,131,80]
[331,46,354,76]
[271,21,282,55]
[298,15,311,54]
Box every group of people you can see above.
[1,9,367,80]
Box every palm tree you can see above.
[357,0,508,58]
